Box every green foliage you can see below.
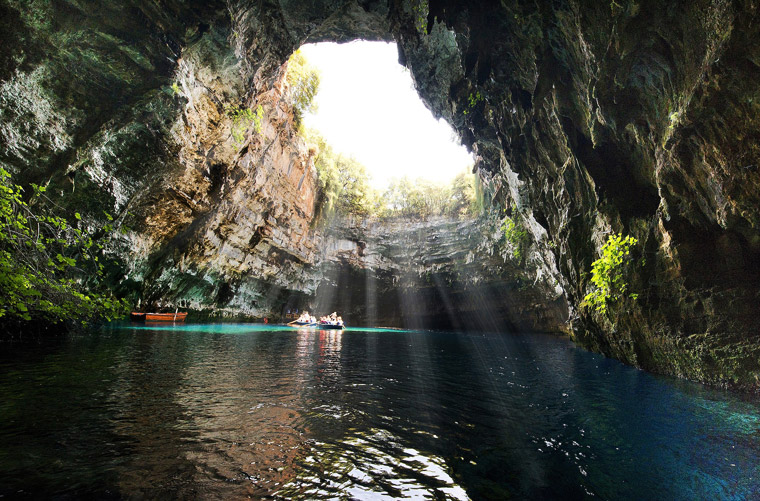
[285,49,321,128]
[381,172,480,220]
[0,168,129,327]
[463,91,484,115]
[501,212,530,262]
[448,171,479,217]
[303,130,377,223]
[303,129,480,222]
[171,82,181,95]
[583,233,641,314]
[225,104,263,144]
[411,0,429,34]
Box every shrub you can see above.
[501,213,530,262]
[0,168,129,328]
[584,233,641,314]
[225,104,263,144]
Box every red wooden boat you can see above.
[130,312,188,322]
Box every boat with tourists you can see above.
[287,311,345,329]
[130,311,188,322]
[318,321,344,330]
[289,321,317,327]
[287,311,317,328]
[318,312,345,330]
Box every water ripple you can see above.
[0,325,758,499]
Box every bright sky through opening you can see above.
[300,41,474,190]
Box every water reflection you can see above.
[0,325,759,499]
[277,429,469,499]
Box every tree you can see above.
[302,130,481,222]
[285,49,320,128]
[335,156,375,217]
[381,170,479,220]
[302,129,379,222]
[0,168,129,330]
[446,170,477,217]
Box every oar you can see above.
[286,319,299,325]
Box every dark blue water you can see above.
[0,324,758,499]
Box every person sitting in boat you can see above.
[310,315,316,323]
[336,316,344,326]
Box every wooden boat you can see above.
[318,322,345,330]
[288,321,316,327]
[130,312,188,322]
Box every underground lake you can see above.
[3,0,760,498]
[1,324,758,499]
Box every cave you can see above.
[2,0,760,387]
[3,0,760,497]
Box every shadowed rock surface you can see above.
[314,215,568,332]
[1,0,759,389]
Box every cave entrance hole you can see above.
[281,41,496,329]
[288,40,478,222]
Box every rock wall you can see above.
[0,0,324,318]
[396,0,760,389]
[128,34,324,318]
[226,0,760,388]
[2,0,759,389]
[314,215,568,332]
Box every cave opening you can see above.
[277,40,526,331]
[283,39,483,225]
[295,40,473,191]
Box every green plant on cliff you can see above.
[225,104,264,144]
[584,233,641,315]
[411,0,429,34]
[303,129,378,222]
[501,212,530,262]
[0,168,129,329]
[285,49,320,128]
[463,91,484,115]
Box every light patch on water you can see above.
[275,428,470,499]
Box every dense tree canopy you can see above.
[303,130,479,222]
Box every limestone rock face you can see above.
[2,0,759,389]
[125,26,324,317]
[399,1,760,389]
[315,215,568,332]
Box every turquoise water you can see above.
[0,323,758,499]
